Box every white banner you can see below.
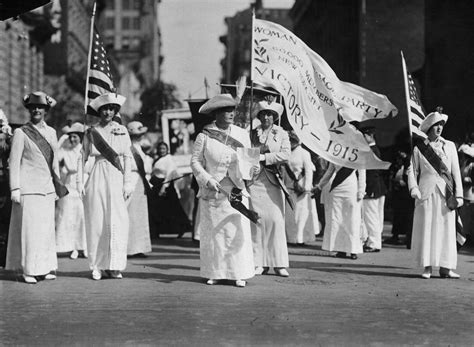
[251,18,398,170]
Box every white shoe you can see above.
[235,280,246,287]
[92,270,102,280]
[275,268,289,277]
[440,270,460,279]
[206,279,218,285]
[70,250,79,260]
[255,266,264,275]
[421,266,432,279]
[44,274,56,280]
[23,275,37,284]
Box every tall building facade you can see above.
[100,0,162,119]
[220,0,292,84]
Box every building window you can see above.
[133,0,141,10]
[122,0,131,10]
[122,16,131,30]
[106,0,115,9]
[132,17,140,30]
[122,36,130,50]
[106,16,114,30]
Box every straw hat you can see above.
[89,92,126,112]
[198,94,237,114]
[127,121,148,136]
[23,91,57,109]
[420,107,448,133]
[67,122,85,134]
[256,100,284,118]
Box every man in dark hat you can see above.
[5,91,61,284]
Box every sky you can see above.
[159,0,294,102]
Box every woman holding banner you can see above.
[79,92,133,281]
[407,108,463,279]
[191,94,258,288]
[318,163,366,259]
[249,100,291,277]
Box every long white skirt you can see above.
[6,194,58,276]
[84,159,129,271]
[322,192,363,254]
[127,179,152,255]
[361,196,385,249]
[411,189,457,269]
[55,192,87,252]
[249,174,289,268]
[196,178,254,280]
[285,190,319,244]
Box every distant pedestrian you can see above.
[79,92,133,280]
[283,130,319,245]
[407,108,463,279]
[126,121,152,258]
[458,132,474,241]
[191,94,257,287]
[249,100,291,277]
[55,122,87,259]
[6,91,66,284]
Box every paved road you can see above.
[1,230,474,346]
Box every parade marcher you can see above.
[79,92,133,280]
[458,132,474,241]
[150,142,189,239]
[360,126,387,253]
[318,163,366,260]
[6,91,66,284]
[0,112,12,267]
[407,108,463,279]
[249,100,291,277]
[283,130,319,245]
[191,94,257,287]
[55,122,87,259]
[126,121,152,258]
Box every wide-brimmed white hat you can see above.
[127,121,148,136]
[256,100,284,118]
[89,92,126,112]
[420,108,448,133]
[199,94,237,114]
[67,122,85,134]
[23,91,57,109]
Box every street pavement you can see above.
[1,226,474,346]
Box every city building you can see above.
[100,0,162,120]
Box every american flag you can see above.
[85,27,115,115]
[401,52,426,139]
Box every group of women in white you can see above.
[191,94,464,288]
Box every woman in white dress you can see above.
[191,94,257,288]
[79,92,133,280]
[249,100,291,277]
[126,121,152,258]
[318,164,366,259]
[283,130,319,245]
[407,109,463,279]
[55,122,87,259]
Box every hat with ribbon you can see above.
[199,94,237,114]
[127,121,148,136]
[67,122,85,134]
[256,100,284,118]
[23,91,57,109]
[89,92,126,112]
[420,106,448,134]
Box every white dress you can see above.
[82,122,133,272]
[321,164,366,254]
[127,142,152,255]
[191,123,254,280]
[283,145,319,244]
[55,144,87,253]
[407,138,463,269]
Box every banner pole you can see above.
[249,10,256,142]
[84,2,97,121]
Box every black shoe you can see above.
[350,254,358,260]
[335,252,346,258]
[364,247,380,253]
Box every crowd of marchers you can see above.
[0,91,473,286]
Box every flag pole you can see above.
[84,2,97,121]
[400,51,414,151]
[249,10,256,142]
